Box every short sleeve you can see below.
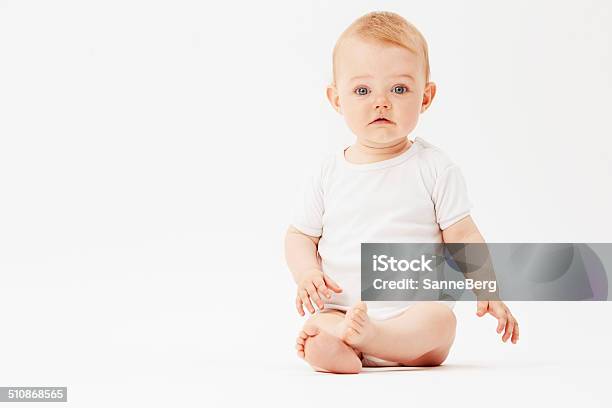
[431,164,473,230]
[290,161,325,237]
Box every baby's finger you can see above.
[497,315,507,334]
[323,275,343,293]
[502,317,514,342]
[316,287,330,303]
[313,276,332,299]
[476,301,487,317]
[512,322,520,344]
[300,289,315,314]
[306,284,324,309]
[295,295,305,316]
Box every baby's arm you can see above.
[284,226,342,315]
[441,215,483,243]
[442,216,520,344]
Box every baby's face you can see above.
[327,36,436,147]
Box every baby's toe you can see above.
[296,325,320,361]
[351,310,366,324]
[349,319,363,332]
[296,340,305,358]
[354,301,368,314]
[303,322,320,337]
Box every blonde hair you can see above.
[332,11,430,85]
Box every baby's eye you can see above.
[354,87,369,96]
[392,85,409,94]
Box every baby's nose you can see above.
[374,98,391,110]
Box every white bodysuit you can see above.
[291,136,473,321]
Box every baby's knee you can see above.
[441,304,457,326]
[420,344,453,367]
[429,303,457,339]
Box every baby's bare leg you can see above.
[295,309,362,374]
[341,302,456,366]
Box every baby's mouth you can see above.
[370,118,394,125]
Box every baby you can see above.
[285,11,519,374]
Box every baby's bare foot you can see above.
[296,320,362,374]
[340,301,378,350]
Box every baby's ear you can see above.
[326,84,342,114]
[420,82,437,113]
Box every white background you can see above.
[0,0,611,407]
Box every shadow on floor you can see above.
[359,363,490,374]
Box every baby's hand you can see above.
[295,269,343,316]
[476,300,519,344]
